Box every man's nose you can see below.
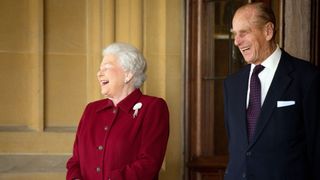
[234,35,240,46]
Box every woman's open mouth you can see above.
[101,80,109,86]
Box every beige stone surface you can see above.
[0,0,183,179]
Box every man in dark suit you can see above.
[223,2,320,180]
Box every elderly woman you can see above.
[66,42,170,180]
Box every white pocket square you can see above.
[277,101,295,107]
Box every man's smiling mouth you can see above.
[241,47,250,53]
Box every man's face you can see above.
[232,9,271,65]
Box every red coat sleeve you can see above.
[66,105,89,180]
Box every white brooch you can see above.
[133,102,142,118]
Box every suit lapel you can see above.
[231,65,251,145]
[249,51,294,147]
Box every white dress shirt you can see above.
[246,46,282,108]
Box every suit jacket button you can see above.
[246,151,252,156]
[242,172,246,178]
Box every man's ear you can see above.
[265,22,275,41]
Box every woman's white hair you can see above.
[103,42,147,88]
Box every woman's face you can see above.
[97,54,126,98]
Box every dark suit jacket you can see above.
[223,50,320,180]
